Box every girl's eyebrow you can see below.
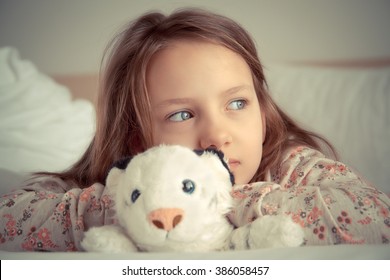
[223,85,251,96]
[154,97,194,108]
[154,85,251,108]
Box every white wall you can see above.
[1,0,390,75]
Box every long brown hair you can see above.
[40,8,336,188]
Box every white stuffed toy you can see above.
[81,145,304,252]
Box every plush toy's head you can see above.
[107,145,235,252]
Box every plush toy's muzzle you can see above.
[148,208,184,231]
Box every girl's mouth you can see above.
[228,159,240,169]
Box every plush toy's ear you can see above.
[106,156,133,188]
[194,148,235,185]
[112,156,133,170]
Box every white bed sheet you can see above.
[1,244,389,260]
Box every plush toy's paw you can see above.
[229,224,251,250]
[248,215,304,248]
[81,225,138,253]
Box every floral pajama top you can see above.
[0,146,389,251]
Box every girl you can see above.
[1,8,389,251]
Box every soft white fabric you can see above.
[0,47,95,173]
[265,63,390,194]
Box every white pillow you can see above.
[265,63,390,193]
[0,47,95,173]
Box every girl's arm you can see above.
[229,146,390,245]
[0,177,116,251]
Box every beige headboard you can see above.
[53,74,99,105]
[52,58,390,107]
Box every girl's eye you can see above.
[228,99,247,110]
[182,179,196,194]
[168,111,193,122]
[131,189,141,203]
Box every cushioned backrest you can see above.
[265,63,390,194]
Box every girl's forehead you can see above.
[156,39,237,58]
[146,40,255,106]
[147,40,251,79]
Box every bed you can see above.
[0,47,389,260]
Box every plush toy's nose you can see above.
[148,208,184,232]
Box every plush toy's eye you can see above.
[182,179,195,194]
[131,189,141,203]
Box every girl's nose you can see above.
[199,120,232,150]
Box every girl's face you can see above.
[147,40,265,184]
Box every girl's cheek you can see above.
[152,129,198,149]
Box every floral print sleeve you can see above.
[228,146,390,245]
[0,177,116,251]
